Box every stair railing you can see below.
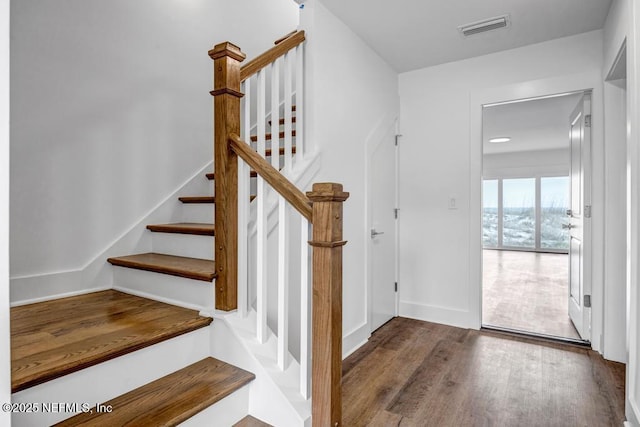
[209,31,347,426]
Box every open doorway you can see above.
[481,92,591,343]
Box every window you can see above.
[483,180,498,247]
[540,177,570,250]
[502,178,536,248]
[483,176,569,252]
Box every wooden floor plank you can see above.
[343,317,626,426]
[11,290,212,392]
[55,357,255,426]
[233,415,273,427]
[483,250,580,339]
[107,252,216,281]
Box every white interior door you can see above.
[568,92,591,341]
[369,125,397,332]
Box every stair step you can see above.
[147,222,215,236]
[55,357,255,427]
[11,290,212,393]
[108,253,216,282]
[268,116,296,126]
[265,145,296,157]
[180,196,215,204]
[250,130,296,142]
[234,415,273,426]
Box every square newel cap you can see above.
[208,42,246,62]
[306,183,349,202]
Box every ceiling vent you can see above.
[458,15,510,37]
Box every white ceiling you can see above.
[319,0,613,72]
[483,93,584,155]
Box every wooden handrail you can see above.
[240,30,305,82]
[228,133,313,222]
[274,30,297,45]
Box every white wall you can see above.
[398,31,604,330]
[483,148,570,179]
[1,0,11,421]
[300,0,399,356]
[10,0,299,284]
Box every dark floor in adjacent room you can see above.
[342,317,625,426]
[483,249,580,340]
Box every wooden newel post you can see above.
[208,42,246,311]
[307,182,349,427]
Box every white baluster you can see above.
[295,44,304,163]
[277,200,290,370]
[237,79,251,318]
[300,217,311,399]
[271,59,280,170]
[284,51,293,171]
[256,70,268,344]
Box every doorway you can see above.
[481,92,591,342]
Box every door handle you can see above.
[371,229,385,238]
[562,223,574,229]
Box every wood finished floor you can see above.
[342,317,625,427]
[483,249,580,340]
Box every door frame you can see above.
[365,113,399,333]
[469,71,604,352]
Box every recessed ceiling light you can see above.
[459,15,510,37]
[489,137,511,143]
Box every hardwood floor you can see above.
[482,249,580,340]
[342,317,625,426]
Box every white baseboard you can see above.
[343,321,370,359]
[399,301,474,330]
[627,396,640,427]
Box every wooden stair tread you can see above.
[10,290,212,392]
[55,357,255,426]
[265,146,296,157]
[180,196,214,204]
[108,253,217,282]
[147,222,214,236]
[233,415,273,426]
[269,116,296,126]
[250,130,296,142]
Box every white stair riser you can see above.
[113,267,213,310]
[179,383,250,426]
[181,203,215,224]
[12,328,210,427]
[151,232,214,260]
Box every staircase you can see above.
[10,30,346,427]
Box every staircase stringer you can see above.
[209,312,311,427]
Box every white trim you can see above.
[11,285,111,307]
[469,71,604,342]
[111,285,205,313]
[0,0,11,419]
[342,321,370,359]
